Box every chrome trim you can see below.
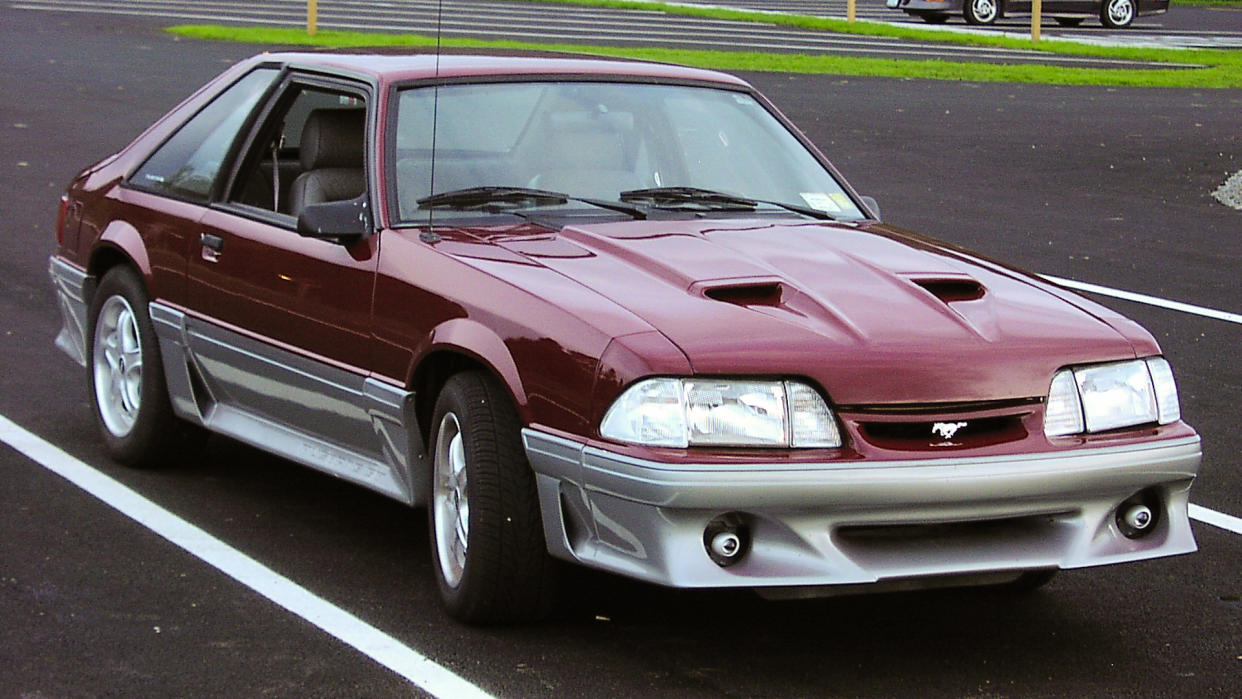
[49,257,91,367]
[151,303,424,505]
[523,429,1200,591]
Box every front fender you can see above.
[413,317,529,410]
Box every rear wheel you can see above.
[964,0,999,25]
[428,371,557,624]
[87,266,179,467]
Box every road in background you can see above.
[9,0,1236,66]
[1,4,1239,697]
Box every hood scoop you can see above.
[697,279,786,307]
[911,276,986,304]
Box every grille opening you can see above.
[704,282,784,307]
[833,513,1073,579]
[837,513,1067,551]
[859,414,1027,450]
[914,278,985,303]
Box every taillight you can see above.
[56,195,69,247]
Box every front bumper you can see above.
[523,429,1199,592]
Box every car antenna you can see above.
[427,0,443,233]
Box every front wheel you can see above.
[1100,0,1135,28]
[964,0,999,25]
[428,371,557,624]
[87,266,179,467]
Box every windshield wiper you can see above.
[418,186,568,210]
[619,186,835,220]
[418,186,646,219]
[620,186,755,210]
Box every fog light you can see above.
[1123,505,1153,531]
[711,531,742,559]
[704,513,750,567]
[1116,490,1161,539]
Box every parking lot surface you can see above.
[12,0,1240,66]
[1,4,1239,697]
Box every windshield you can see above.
[392,81,864,222]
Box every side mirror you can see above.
[297,194,371,242]
[861,195,881,221]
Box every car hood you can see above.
[454,218,1156,405]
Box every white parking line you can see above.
[0,415,495,699]
[1189,504,1242,536]
[1042,275,1242,326]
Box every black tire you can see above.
[963,0,1000,25]
[915,12,952,23]
[427,371,557,624]
[1054,16,1085,26]
[1100,0,1135,28]
[86,266,180,467]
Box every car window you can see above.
[660,91,842,205]
[229,83,368,218]
[397,83,542,154]
[392,81,863,221]
[130,68,279,203]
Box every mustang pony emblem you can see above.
[932,421,968,440]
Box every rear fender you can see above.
[93,220,153,291]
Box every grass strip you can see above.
[167,24,1242,88]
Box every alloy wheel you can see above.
[92,295,143,437]
[433,411,470,588]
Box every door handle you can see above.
[200,233,225,252]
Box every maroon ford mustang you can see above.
[49,51,1200,623]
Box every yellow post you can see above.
[1031,0,1041,41]
[308,0,318,36]
[847,0,857,22]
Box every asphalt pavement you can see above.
[1,4,1239,697]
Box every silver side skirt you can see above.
[150,302,424,506]
[49,257,91,367]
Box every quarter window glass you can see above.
[132,68,278,203]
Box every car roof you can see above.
[253,50,752,89]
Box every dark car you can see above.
[50,51,1200,624]
[888,0,1168,27]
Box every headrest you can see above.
[300,109,365,170]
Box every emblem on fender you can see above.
[931,421,968,440]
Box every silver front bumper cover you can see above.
[523,429,1200,591]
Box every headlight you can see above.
[1044,358,1181,437]
[600,378,842,448]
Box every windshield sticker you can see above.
[800,192,842,212]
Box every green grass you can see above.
[1173,0,1242,7]
[167,23,1242,89]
